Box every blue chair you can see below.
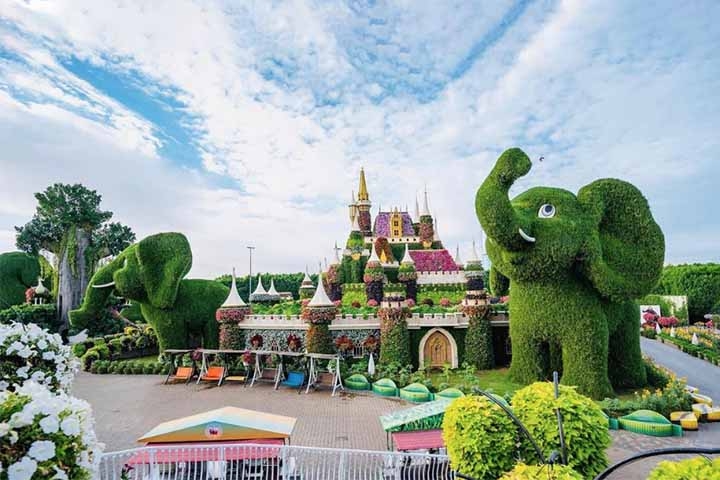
[281,371,305,393]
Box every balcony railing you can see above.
[99,443,457,480]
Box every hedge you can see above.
[0,304,58,332]
[475,148,663,398]
[0,251,54,308]
[464,310,494,370]
[653,263,720,321]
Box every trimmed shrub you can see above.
[500,463,583,479]
[442,395,517,480]
[647,456,720,479]
[653,264,720,321]
[476,148,663,398]
[0,303,58,333]
[0,251,54,307]
[512,382,611,479]
[379,307,411,366]
[464,309,493,370]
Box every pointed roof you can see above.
[252,274,266,295]
[222,268,247,307]
[368,243,381,263]
[401,243,414,264]
[299,271,315,290]
[138,406,296,443]
[420,185,430,216]
[357,167,370,202]
[307,269,334,307]
[350,213,360,231]
[467,240,482,267]
[267,278,279,296]
[414,195,420,221]
[434,216,440,241]
[332,241,341,265]
[454,245,463,266]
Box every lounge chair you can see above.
[165,366,194,385]
[281,371,305,393]
[223,365,250,387]
[197,366,226,386]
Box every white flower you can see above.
[0,381,9,391]
[17,346,34,359]
[0,422,10,436]
[37,339,48,350]
[7,456,37,480]
[30,371,46,383]
[42,351,56,361]
[39,415,59,434]
[60,417,81,436]
[28,440,56,461]
[9,409,34,428]
[16,366,29,379]
[52,466,69,480]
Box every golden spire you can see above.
[358,167,370,202]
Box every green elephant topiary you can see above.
[0,252,54,308]
[476,148,664,398]
[70,232,228,351]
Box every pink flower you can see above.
[407,250,459,272]
[367,299,379,307]
[406,299,416,307]
[439,298,451,307]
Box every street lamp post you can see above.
[247,246,255,305]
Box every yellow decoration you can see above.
[358,168,369,201]
[670,411,698,430]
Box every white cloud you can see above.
[0,0,718,276]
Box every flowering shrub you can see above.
[334,335,354,353]
[301,306,336,325]
[215,306,250,324]
[405,299,416,308]
[397,262,417,282]
[363,260,385,283]
[249,334,264,348]
[408,250,459,272]
[439,298,452,307]
[658,316,678,328]
[419,221,434,245]
[367,299,379,307]
[0,381,103,479]
[362,334,379,353]
[286,334,302,352]
[242,351,253,364]
[0,323,78,393]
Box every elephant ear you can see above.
[578,179,665,302]
[136,233,192,309]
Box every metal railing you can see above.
[99,443,457,480]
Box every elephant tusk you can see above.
[518,228,536,243]
[92,281,115,289]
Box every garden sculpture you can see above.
[70,232,228,350]
[476,148,665,398]
[0,252,53,308]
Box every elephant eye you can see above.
[538,203,556,218]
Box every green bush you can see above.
[644,357,670,388]
[0,251,54,307]
[416,284,465,305]
[647,456,720,479]
[653,263,720,322]
[72,343,87,358]
[82,349,100,370]
[599,376,692,420]
[512,382,610,479]
[442,395,517,480]
[0,304,58,332]
[500,463,583,480]
[464,311,493,370]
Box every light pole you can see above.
[247,246,255,305]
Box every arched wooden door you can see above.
[424,331,452,368]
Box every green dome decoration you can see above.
[345,374,371,391]
[399,383,433,403]
[436,388,465,400]
[617,410,682,437]
[475,148,665,398]
[372,378,399,397]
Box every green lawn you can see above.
[428,368,523,396]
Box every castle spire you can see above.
[414,195,420,221]
[421,185,430,216]
[401,243,414,264]
[222,268,247,307]
[358,167,370,202]
[307,267,334,307]
[350,212,360,231]
[332,241,342,265]
[434,216,440,241]
[455,244,463,266]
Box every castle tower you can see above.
[348,190,357,224]
[356,168,372,236]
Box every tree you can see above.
[15,184,135,331]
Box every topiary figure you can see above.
[500,463,583,480]
[475,148,665,398]
[0,251,54,308]
[442,395,517,480]
[512,382,611,479]
[70,233,228,351]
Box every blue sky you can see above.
[0,0,718,276]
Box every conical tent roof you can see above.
[467,240,481,266]
[300,271,315,289]
[267,278,280,296]
[307,270,334,307]
[221,268,246,307]
[252,274,267,295]
[401,243,414,264]
[454,245,463,266]
[138,406,296,443]
[368,244,381,263]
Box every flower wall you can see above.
[408,250,459,272]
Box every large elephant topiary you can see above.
[475,148,664,398]
[70,232,228,350]
[0,252,54,308]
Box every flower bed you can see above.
[76,325,158,371]
[0,322,78,393]
[658,326,720,365]
[408,250,459,272]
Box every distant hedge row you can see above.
[653,263,720,321]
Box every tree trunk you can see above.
[57,228,91,333]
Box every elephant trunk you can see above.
[69,254,125,330]
[475,148,534,252]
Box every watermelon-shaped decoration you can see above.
[344,374,370,391]
[399,383,433,403]
[372,378,399,397]
[617,410,682,437]
[670,411,699,431]
[436,388,465,400]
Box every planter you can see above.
[345,374,371,391]
[372,378,398,397]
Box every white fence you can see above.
[99,443,456,480]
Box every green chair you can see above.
[399,383,433,403]
[344,374,370,391]
[372,378,399,397]
[436,388,464,400]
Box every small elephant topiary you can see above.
[0,252,54,308]
[475,148,664,398]
[70,232,228,351]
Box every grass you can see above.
[428,368,523,396]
